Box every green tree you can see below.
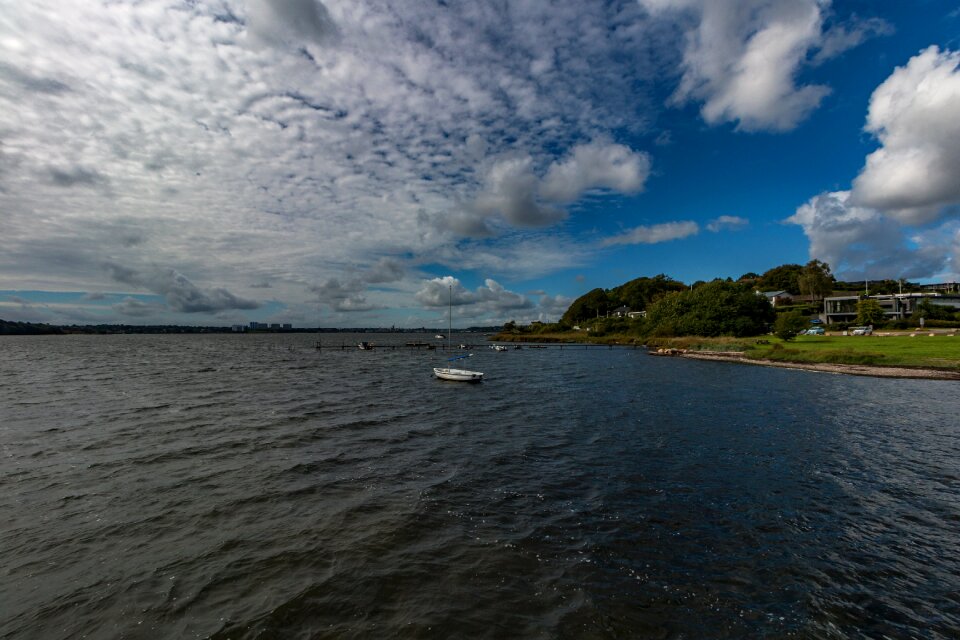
[774,310,808,341]
[644,280,775,337]
[757,264,804,294]
[798,259,834,302]
[912,298,954,321]
[609,274,686,312]
[561,288,615,325]
[855,299,885,326]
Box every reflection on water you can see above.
[1,333,958,638]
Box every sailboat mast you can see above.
[448,284,452,352]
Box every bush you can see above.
[773,310,808,341]
[644,280,775,338]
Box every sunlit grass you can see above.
[636,334,960,369]
[491,331,960,369]
[746,335,960,369]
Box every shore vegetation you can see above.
[493,262,960,373]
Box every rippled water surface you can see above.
[2,333,959,639]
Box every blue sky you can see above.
[2,0,960,328]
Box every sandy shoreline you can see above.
[661,350,960,380]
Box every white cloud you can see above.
[787,191,948,280]
[706,215,748,232]
[540,141,651,203]
[602,221,699,246]
[414,276,472,308]
[471,141,651,229]
[639,0,885,131]
[475,278,533,311]
[852,46,960,224]
[472,156,565,228]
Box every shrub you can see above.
[774,310,808,341]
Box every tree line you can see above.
[560,261,837,329]
[530,261,952,340]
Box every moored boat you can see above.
[433,363,484,382]
[434,285,484,382]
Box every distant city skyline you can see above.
[2,1,959,327]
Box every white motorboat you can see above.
[490,344,508,351]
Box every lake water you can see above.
[1,333,959,639]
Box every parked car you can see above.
[851,326,872,335]
[806,326,825,335]
[809,318,823,324]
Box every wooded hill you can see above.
[560,261,927,327]
[542,262,952,339]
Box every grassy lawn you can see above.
[745,334,960,369]
[492,331,960,370]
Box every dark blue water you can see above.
[1,334,958,638]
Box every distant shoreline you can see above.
[665,350,960,381]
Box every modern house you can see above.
[823,292,960,324]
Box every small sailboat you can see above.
[434,285,483,382]
[434,354,484,382]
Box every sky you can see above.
[2,0,960,328]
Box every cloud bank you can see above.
[0,1,903,325]
[0,0,673,324]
